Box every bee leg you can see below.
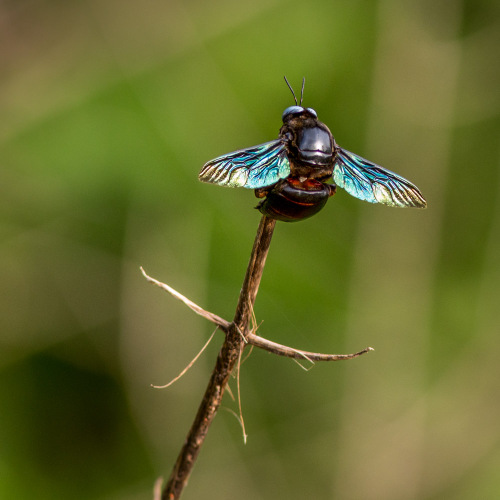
[254,187,272,199]
[327,184,337,197]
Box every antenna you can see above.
[283,76,298,105]
[300,77,305,105]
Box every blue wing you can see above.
[333,148,426,208]
[199,140,290,189]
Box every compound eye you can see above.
[305,108,317,118]
[282,105,305,120]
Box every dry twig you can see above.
[142,215,373,500]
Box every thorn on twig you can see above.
[153,476,163,500]
[221,407,247,443]
[239,344,254,366]
[236,345,248,444]
[235,325,248,344]
[151,327,218,389]
[225,383,236,401]
[292,357,315,371]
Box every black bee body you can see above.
[255,105,337,221]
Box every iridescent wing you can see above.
[199,140,290,189]
[333,148,426,208]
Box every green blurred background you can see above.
[1,0,499,498]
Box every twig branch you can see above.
[247,333,374,361]
[142,269,373,363]
[141,267,230,331]
[142,215,373,500]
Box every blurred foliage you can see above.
[1,0,499,499]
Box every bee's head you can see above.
[282,106,318,122]
[282,76,318,123]
[280,77,334,168]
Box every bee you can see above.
[199,78,426,222]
